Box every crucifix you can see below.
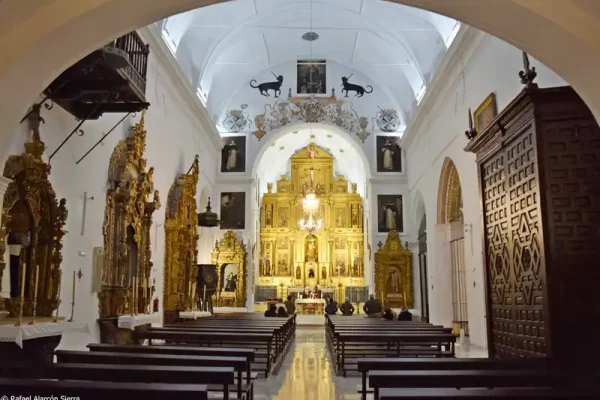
[304,166,320,187]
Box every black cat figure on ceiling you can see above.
[341,74,373,97]
[250,72,284,97]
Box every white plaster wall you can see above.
[2,46,219,346]
[405,34,567,348]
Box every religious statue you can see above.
[351,205,358,226]
[352,257,360,277]
[316,183,323,196]
[307,145,318,159]
[321,266,327,280]
[27,103,45,142]
[267,182,273,193]
[351,183,357,193]
[308,268,315,278]
[302,182,308,196]
[264,259,271,276]
[224,139,238,171]
[265,206,272,226]
[306,235,317,261]
[279,212,288,227]
[336,213,344,227]
[296,266,301,280]
[278,256,288,275]
[378,241,383,249]
[386,269,401,294]
[224,273,237,292]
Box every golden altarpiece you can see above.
[98,113,160,342]
[374,230,413,308]
[259,144,365,297]
[211,231,247,307]
[163,156,199,324]
[0,129,67,318]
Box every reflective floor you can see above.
[254,326,488,400]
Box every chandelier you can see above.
[299,192,323,234]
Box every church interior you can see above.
[0,0,599,398]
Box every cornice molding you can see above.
[401,26,487,151]
[137,25,223,154]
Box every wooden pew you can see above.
[134,329,275,376]
[369,369,568,400]
[87,343,256,384]
[55,350,248,398]
[356,358,555,400]
[377,387,600,400]
[0,378,209,400]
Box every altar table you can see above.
[295,298,327,314]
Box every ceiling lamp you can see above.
[302,32,319,41]
[197,197,219,227]
[299,192,322,235]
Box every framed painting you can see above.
[297,59,327,95]
[220,192,246,229]
[377,195,404,233]
[221,136,246,173]
[376,136,402,172]
[473,92,497,132]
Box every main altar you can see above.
[258,143,365,300]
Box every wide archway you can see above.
[1,0,600,165]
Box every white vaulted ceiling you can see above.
[159,0,460,128]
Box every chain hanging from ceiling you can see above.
[252,94,370,142]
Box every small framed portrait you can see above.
[376,136,402,172]
[473,92,497,132]
[221,136,246,173]
[220,192,246,229]
[377,195,403,233]
[297,59,327,95]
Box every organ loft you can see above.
[259,144,365,296]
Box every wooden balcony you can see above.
[44,31,150,120]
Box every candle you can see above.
[71,270,76,303]
[132,277,137,314]
[33,265,39,300]
[203,285,206,303]
[57,269,62,301]
[19,263,26,300]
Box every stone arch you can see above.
[437,157,463,224]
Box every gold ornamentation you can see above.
[99,112,160,318]
[164,156,199,313]
[0,131,67,317]
[437,157,463,224]
[211,231,247,307]
[374,230,413,308]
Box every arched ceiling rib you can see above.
[160,0,459,128]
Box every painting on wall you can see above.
[221,136,246,173]
[297,59,327,95]
[377,195,403,233]
[473,92,497,132]
[220,192,246,229]
[376,136,402,172]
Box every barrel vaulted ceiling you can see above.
[158,0,460,131]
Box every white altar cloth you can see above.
[0,321,92,348]
[295,299,326,305]
[118,313,161,330]
[179,311,212,319]
[213,307,248,314]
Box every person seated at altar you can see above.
[381,308,395,321]
[325,297,338,315]
[339,298,355,316]
[304,286,311,298]
[275,298,287,313]
[284,295,296,315]
[398,306,413,321]
[277,306,289,317]
[264,304,277,317]
[363,294,383,318]
[313,285,321,299]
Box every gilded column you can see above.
[0,176,11,298]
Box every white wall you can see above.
[0,33,220,345]
[405,33,567,348]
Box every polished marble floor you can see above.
[254,326,488,400]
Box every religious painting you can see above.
[473,92,497,132]
[221,136,246,173]
[376,136,402,172]
[220,192,246,229]
[377,195,404,233]
[297,59,327,95]
[220,263,238,293]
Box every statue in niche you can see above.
[316,183,323,196]
[351,183,357,193]
[305,235,318,261]
[265,206,272,226]
[336,213,344,227]
[321,266,327,280]
[296,266,301,280]
[267,182,273,193]
[352,257,361,277]
[278,255,288,275]
[302,182,308,196]
[308,268,315,278]
[264,259,271,276]
[351,205,358,226]
[334,237,345,250]
[279,212,288,227]
[386,268,402,294]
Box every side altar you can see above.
[258,143,365,300]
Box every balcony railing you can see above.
[111,31,149,96]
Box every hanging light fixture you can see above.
[299,191,323,234]
[197,197,220,227]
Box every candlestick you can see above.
[68,270,76,322]
[143,276,147,314]
[132,276,137,315]
[29,265,40,325]
[54,269,62,322]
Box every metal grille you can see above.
[345,286,369,303]
[450,219,469,335]
[255,286,277,302]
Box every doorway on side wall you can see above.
[417,215,429,322]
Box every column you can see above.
[0,176,11,298]
[407,240,421,316]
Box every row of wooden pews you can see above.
[0,314,296,400]
[325,315,455,376]
[358,357,600,399]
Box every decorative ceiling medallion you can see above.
[302,32,319,41]
[374,106,401,132]
[251,94,371,142]
[222,104,250,133]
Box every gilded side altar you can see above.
[259,144,365,293]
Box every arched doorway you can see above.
[417,214,429,322]
[437,157,468,336]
